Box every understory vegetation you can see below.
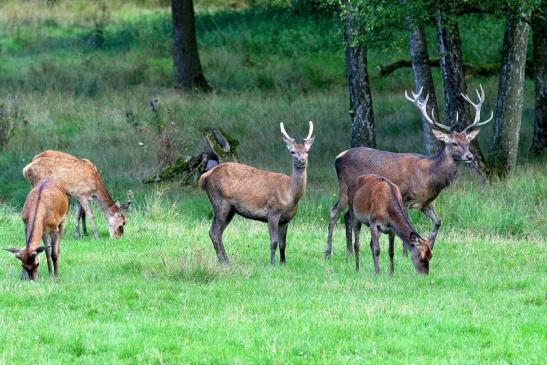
[0,0,545,363]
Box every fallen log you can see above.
[143,128,239,186]
[378,58,534,78]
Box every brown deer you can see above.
[23,150,130,239]
[4,179,69,280]
[199,122,315,265]
[325,85,493,258]
[348,174,432,275]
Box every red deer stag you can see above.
[23,150,130,239]
[348,174,432,275]
[325,85,492,258]
[199,122,315,265]
[4,179,69,280]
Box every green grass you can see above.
[0,178,545,363]
[0,1,546,363]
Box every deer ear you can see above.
[304,136,315,151]
[4,248,20,254]
[35,246,50,254]
[466,129,480,142]
[281,137,295,152]
[119,201,131,211]
[409,232,420,246]
[431,129,452,143]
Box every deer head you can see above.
[408,232,432,275]
[109,193,131,238]
[405,85,493,162]
[280,121,315,169]
[4,246,49,280]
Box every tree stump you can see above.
[143,128,238,186]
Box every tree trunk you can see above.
[343,2,375,148]
[435,11,489,177]
[530,5,547,155]
[171,0,211,92]
[490,8,530,176]
[408,22,442,155]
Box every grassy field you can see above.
[0,0,546,363]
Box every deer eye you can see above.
[451,142,458,146]
[291,151,295,154]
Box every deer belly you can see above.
[233,203,270,222]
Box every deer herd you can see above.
[4,87,493,280]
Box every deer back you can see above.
[23,154,101,197]
[200,162,293,215]
[22,179,69,246]
[349,174,405,225]
[337,147,452,208]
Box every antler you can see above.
[404,87,452,132]
[461,84,493,133]
[304,121,314,141]
[280,123,295,142]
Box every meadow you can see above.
[0,0,545,363]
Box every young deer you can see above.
[199,122,315,265]
[4,179,69,280]
[325,85,493,258]
[348,174,432,275]
[23,150,130,239]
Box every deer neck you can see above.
[94,185,118,217]
[289,164,308,204]
[427,146,459,193]
[26,216,45,250]
[25,183,48,249]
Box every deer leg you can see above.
[388,232,395,276]
[44,234,53,274]
[74,201,87,238]
[344,211,354,256]
[370,226,381,275]
[50,230,61,277]
[353,220,361,272]
[422,204,441,249]
[79,198,99,240]
[325,188,348,258]
[278,223,288,264]
[53,220,65,276]
[268,216,280,266]
[74,203,81,238]
[209,204,233,265]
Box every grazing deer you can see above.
[199,122,315,265]
[348,174,432,275]
[325,85,493,258]
[4,179,69,280]
[23,150,130,239]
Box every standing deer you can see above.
[199,122,315,265]
[348,174,432,275]
[4,179,69,280]
[23,150,130,239]
[325,85,493,258]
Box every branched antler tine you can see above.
[404,90,414,102]
[304,121,314,141]
[476,110,493,127]
[462,84,491,132]
[405,89,451,132]
[279,122,294,142]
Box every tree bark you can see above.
[171,0,211,92]
[408,22,442,155]
[343,2,375,148]
[490,8,530,176]
[530,5,547,155]
[435,11,489,177]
